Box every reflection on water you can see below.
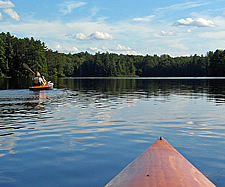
[0,78,225,186]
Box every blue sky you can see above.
[1,0,225,56]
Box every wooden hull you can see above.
[105,137,215,187]
[29,85,53,91]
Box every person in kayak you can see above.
[42,76,46,83]
[32,72,45,86]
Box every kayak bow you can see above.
[105,137,215,187]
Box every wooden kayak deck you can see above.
[105,137,215,187]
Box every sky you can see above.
[0,0,225,56]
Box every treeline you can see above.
[1,32,225,78]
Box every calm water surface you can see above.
[0,77,225,186]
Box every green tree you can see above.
[0,37,6,77]
[209,50,225,76]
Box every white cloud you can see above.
[175,17,215,27]
[133,15,155,22]
[115,44,132,51]
[76,33,88,40]
[0,12,3,20]
[111,44,142,55]
[3,8,20,21]
[55,44,79,53]
[89,47,102,52]
[0,0,20,21]
[0,0,15,8]
[156,1,209,12]
[159,30,175,36]
[87,44,142,55]
[90,31,113,40]
[76,31,113,40]
[59,1,86,14]
[90,7,99,17]
[187,29,191,33]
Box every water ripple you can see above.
[0,79,225,186]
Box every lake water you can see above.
[0,77,225,186]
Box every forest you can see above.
[1,32,225,78]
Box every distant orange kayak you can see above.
[29,85,53,91]
[105,137,215,187]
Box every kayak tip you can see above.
[105,136,216,187]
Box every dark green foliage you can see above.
[0,32,48,78]
[0,36,7,77]
[209,50,225,76]
[1,32,225,78]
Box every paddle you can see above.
[59,84,67,88]
[23,63,35,75]
[23,63,46,85]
